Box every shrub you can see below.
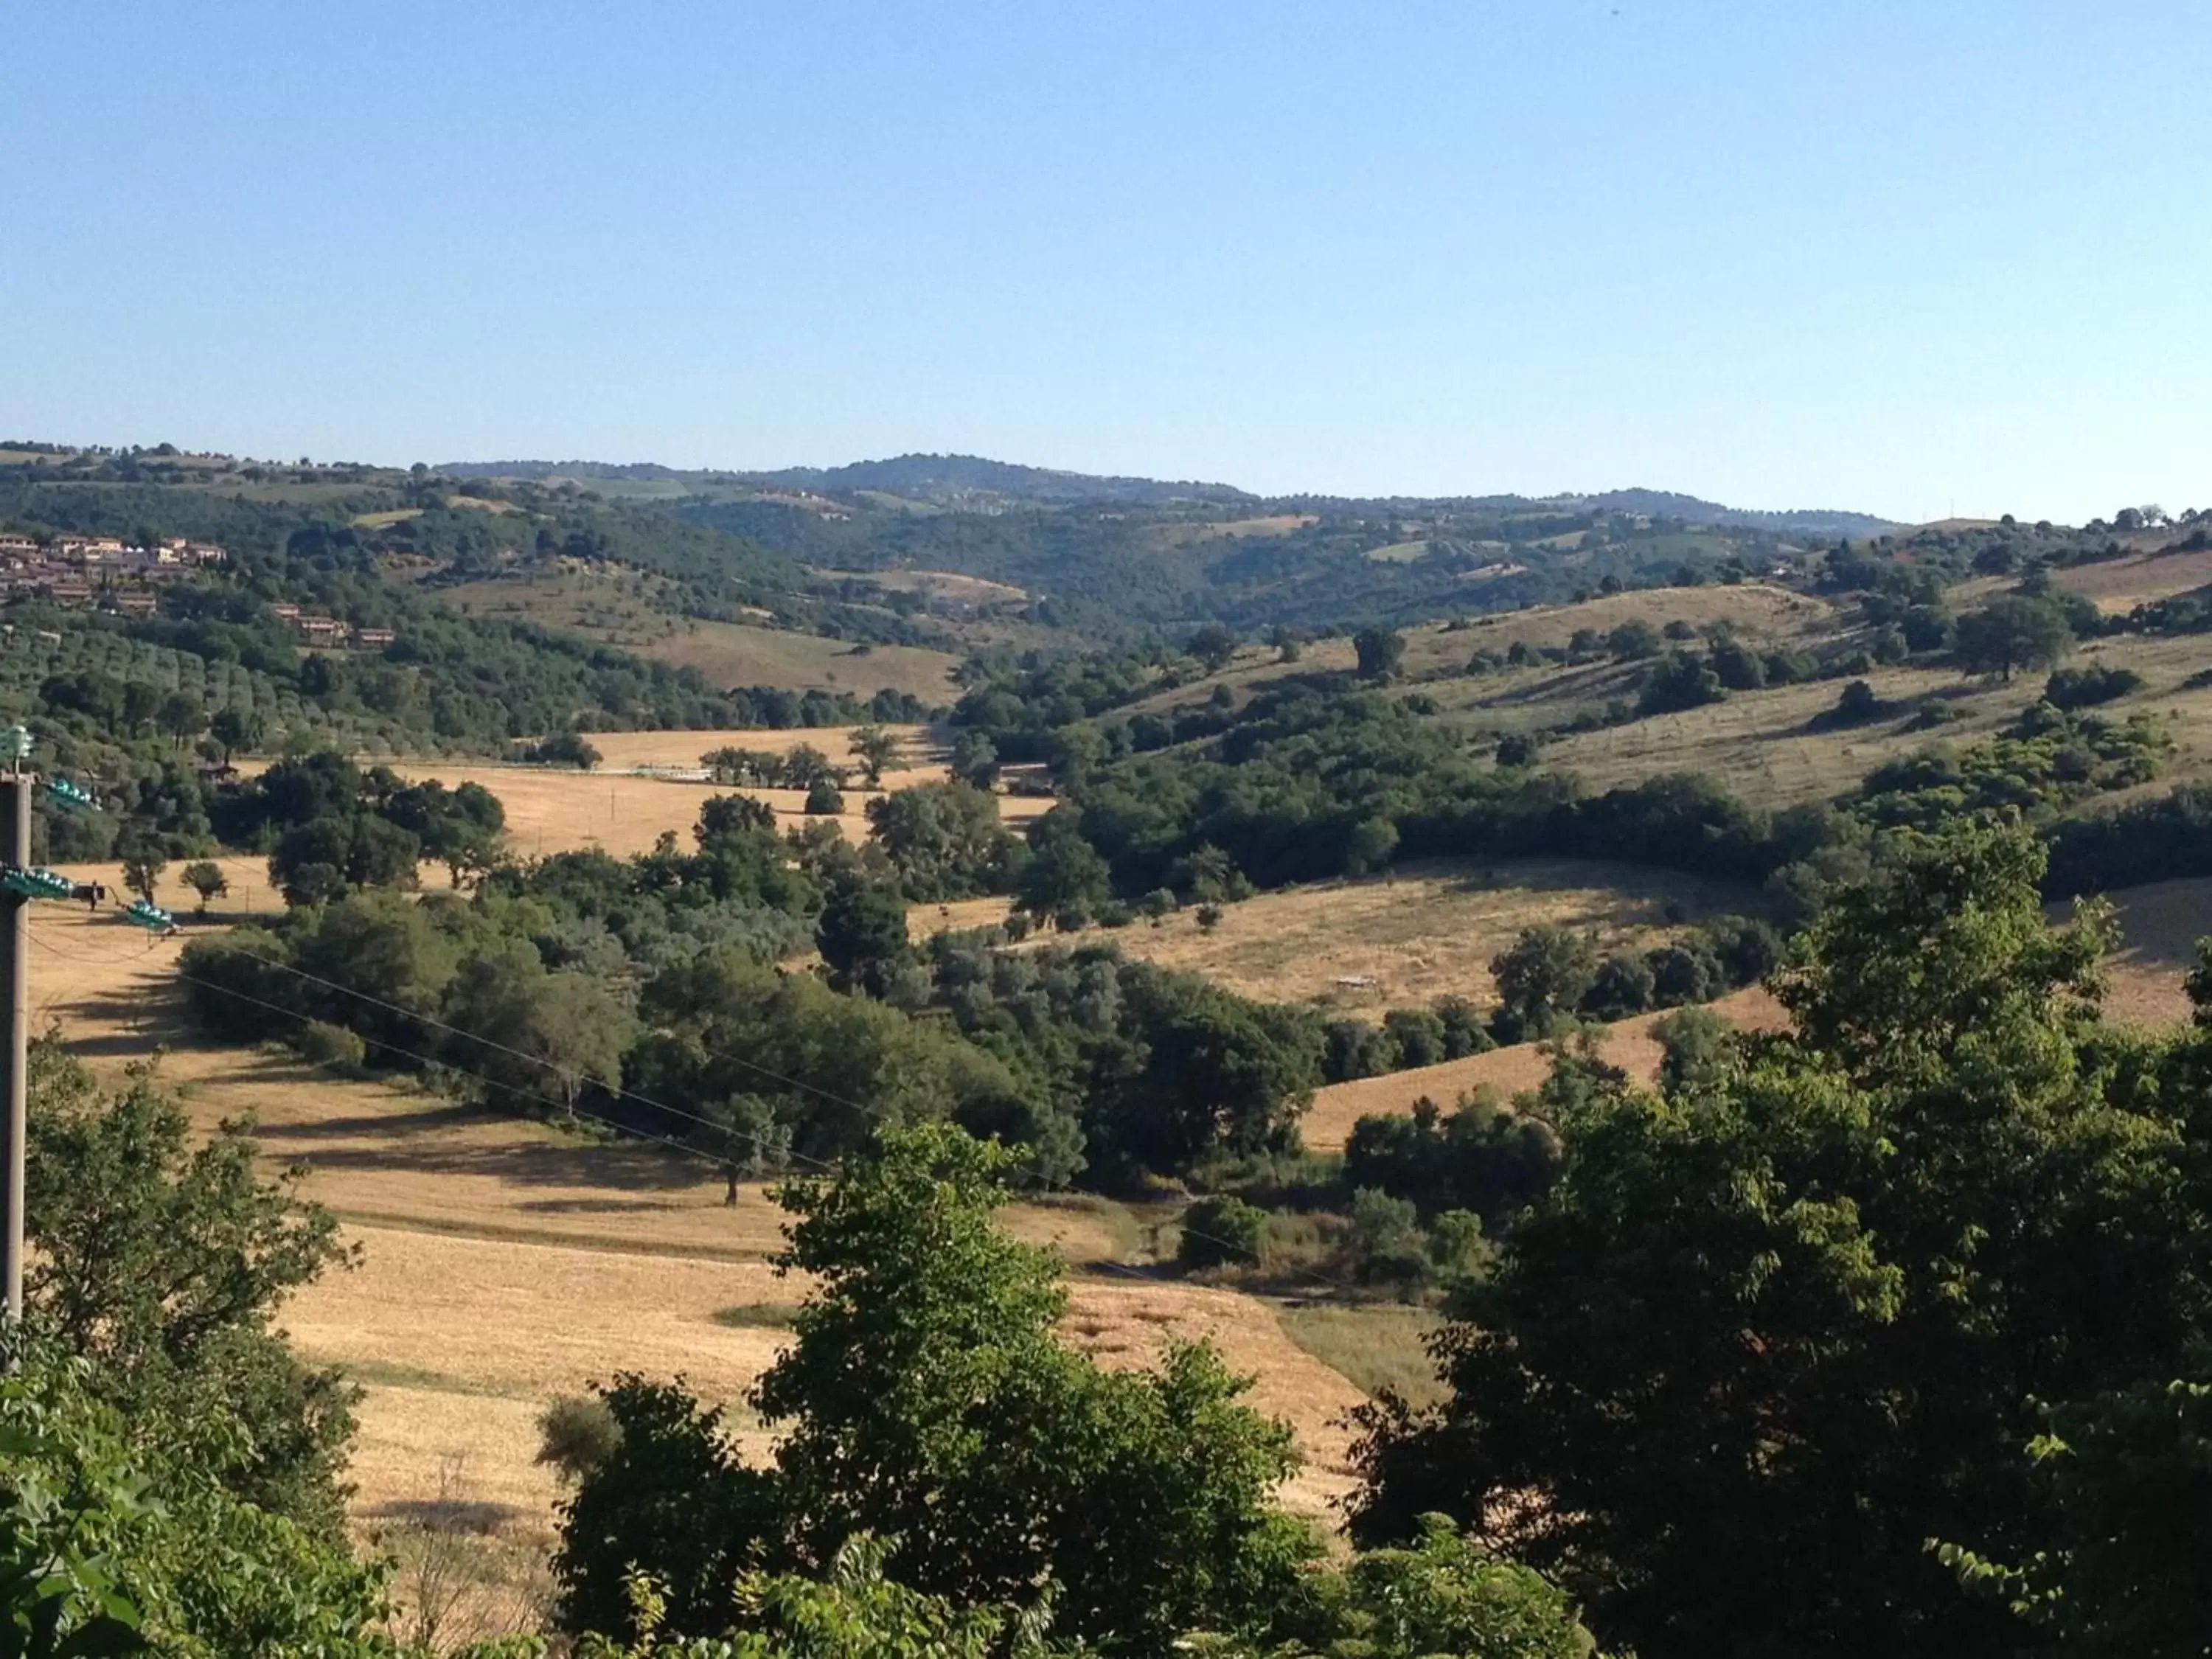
[1834,679,1881,723]
[2043,663,2143,710]
[1346,1187,1427,1283]
[290,1020,365,1071]
[1178,1194,1267,1268]
[1195,903,1224,931]
[537,1394,622,1485]
[803,777,845,815]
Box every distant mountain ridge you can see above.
[444,453,1896,532]
[1582,489,1894,538]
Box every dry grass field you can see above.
[1148,514,1318,549]
[810,567,1028,606]
[1094,858,1756,1009]
[30,804,1373,1553]
[235,727,1049,858]
[434,571,963,700]
[2056,546,2212,613]
[1124,586,1842,722]
[1301,881,2212,1151]
[2077,877,2212,1026]
[1301,986,1790,1152]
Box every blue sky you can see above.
[3,1,2205,521]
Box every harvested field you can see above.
[28,892,1363,1534]
[1097,858,1756,1009]
[2073,877,2212,1026]
[1301,987,1789,1151]
[2056,546,2212,613]
[812,568,1028,606]
[433,574,963,700]
[910,895,1018,939]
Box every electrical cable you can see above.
[44,919,1375,1296]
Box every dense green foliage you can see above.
[24,1043,358,1537]
[557,1127,1320,1652]
[1351,827,2212,1658]
[0,468,935,762]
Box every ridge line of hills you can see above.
[441,451,1899,534]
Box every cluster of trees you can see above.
[1852,703,2166,833]
[175,788,1332,1194]
[205,751,510,900]
[1349,826,2212,1656]
[547,1125,1599,1656]
[0,475,943,764]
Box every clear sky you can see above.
[3,2,2205,521]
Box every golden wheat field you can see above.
[433,573,965,700]
[1300,987,1790,1152]
[1096,858,1756,1009]
[237,728,1048,859]
[27,883,1365,1545]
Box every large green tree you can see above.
[556,1125,1317,1652]
[24,1041,359,1537]
[1353,826,2212,1659]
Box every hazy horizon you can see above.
[4,1,2205,524]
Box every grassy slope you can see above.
[1084,856,1756,1011]
[431,571,963,701]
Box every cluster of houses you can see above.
[269,605,394,650]
[0,532,228,615]
[0,534,396,650]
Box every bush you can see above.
[2043,662,2143,709]
[1178,1194,1267,1268]
[1195,902,1224,931]
[1346,1187,1427,1283]
[538,1394,622,1485]
[289,1020,365,1071]
[803,777,845,815]
[1834,679,1881,723]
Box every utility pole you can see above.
[0,771,23,1324]
[0,731,156,1328]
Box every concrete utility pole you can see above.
[0,731,167,1331]
[0,773,24,1324]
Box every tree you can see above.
[0,1343,392,1655]
[269,813,421,903]
[180,858,229,914]
[1354,826,2209,1659]
[1187,623,1241,673]
[1607,619,1663,661]
[1938,1374,2212,1657]
[1834,678,1880,723]
[1637,649,1725,715]
[24,1043,358,1534]
[1017,814,1112,928]
[115,829,165,906]
[804,776,846,815]
[950,729,1000,789]
[817,874,914,998]
[1353,627,1405,681]
[1489,926,1599,1037]
[1179,1194,1267,1268]
[849,724,900,787]
[443,944,637,1121]
[557,1126,1317,1650]
[866,782,1022,900]
[155,689,204,750]
[1197,1514,1594,1659]
[1954,596,2073,681]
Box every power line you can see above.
[86,928,1375,1298]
